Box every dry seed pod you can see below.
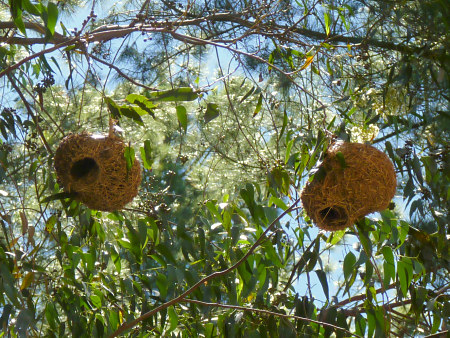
[301,142,396,231]
[54,132,141,211]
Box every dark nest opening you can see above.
[54,133,141,211]
[319,206,349,229]
[301,142,396,231]
[70,158,99,182]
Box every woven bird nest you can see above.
[301,142,396,231]
[54,132,141,211]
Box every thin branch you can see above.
[109,198,301,337]
[334,282,398,308]
[342,299,413,316]
[424,331,449,338]
[6,74,53,156]
[0,38,77,79]
[86,52,158,91]
[182,299,361,338]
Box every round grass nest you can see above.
[301,142,396,231]
[54,132,141,211]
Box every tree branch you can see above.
[342,299,413,317]
[182,299,361,338]
[1,9,447,63]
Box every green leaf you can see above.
[253,93,263,117]
[46,2,58,36]
[412,154,423,185]
[397,257,413,296]
[126,93,157,118]
[14,13,26,35]
[0,264,20,307]
[90,294,102,309]
[22,0,41,15]
[41,191,78,203]
[279,110,288,140]
[329,230,345,246]
[140,140,153,170]
[156,243,177,264]
[45,214,57,233]
[205,323,215,338]
[335,151,347,169]
[105,97,121,119]
[268,196,289,212]
[45,303,59,331]
[357,226,372,256]
[15,309,34,337]
[167,306,178,333]
[124,146,135,172]
[343,251,356,281]
[156,273,168,299]
[381,246,395,287]
[146,87,198,102]
[396,220,409,248]
[285,138,294,164]
[176,105,188,132]
[119,106,144,126]
[204,103,220,123]
[239,85,255,103]
[355,313,366,336]
[315,270,329,300]
[324,12,331,35]
[110,246,121,273]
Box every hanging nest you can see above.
[54,132,141,211]
[301,142,396,231]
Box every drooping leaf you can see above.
[300,55,314,71]
[46,2,58,37]
[146,87,199,102]
[335,151,347,169]
[90,294,102,309]
[239,85,256,103]
[343,251,356,281]
[105,97,121,119]
[124,146,135,172]
[204,103,220,123]
[119,106,144,126]
[324,12,331,35]
[22,0,41,15]
[45,303,59,331]
[253,93,263,117]
[315,269,329,300]
[176,105,188,132]
[140,140,153,170]
[397,257,413,296]
[126,93,157,117]
[167,306,178,333]
[355,313,366,336]
[381,246,395,287]
[20,271,34,290]
[15,309,34,337]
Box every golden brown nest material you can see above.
[301,141,396,231]
[54,132,141,211]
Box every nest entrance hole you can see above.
[70,157,99,182]
[319,206,348,228]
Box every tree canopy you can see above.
[0,0,449,337]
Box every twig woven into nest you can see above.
[301,142,396,231]
[54,132,141,211]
